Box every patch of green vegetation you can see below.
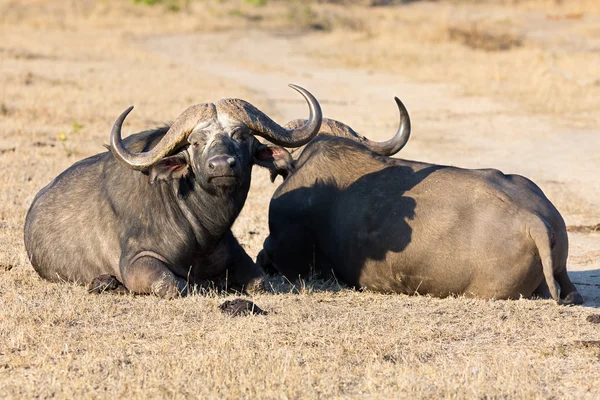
[132,0,188,12]
[133,0,162,5]
[244,0,267,6]
[287,3,332,32]
[58,121,84,157]
[227,8,244,17]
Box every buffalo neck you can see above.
[165,176,250,251]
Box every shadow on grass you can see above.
[264,273,350,295]
[263,269,600,308]
[569,269,600,308]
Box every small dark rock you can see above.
[0,147,15,155]
[586,314,600,324]
[32,141,54,148]
[219,298,267,317]
[88,274,129,295]
[573,340,600,348]
[382,354,398,364]
[1,264,14,271]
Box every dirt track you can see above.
[1,1,600,398]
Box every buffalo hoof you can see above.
[219,298,267,317]
[88,275,129,295]
[150,276,189,299]
[563,291,584,305]
[586,314,600,324]
[245,276,267,295]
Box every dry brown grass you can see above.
[2,267,600,398]
[1,0,600,398]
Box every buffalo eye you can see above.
[231,129,247,143]
[192,142,200,147]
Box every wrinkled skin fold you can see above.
[259,98,583,305]
[24,85,322,298]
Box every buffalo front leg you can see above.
[89,274,129,295]
[228,247,266,295]
[120,252,188,299]
[211,231,266,294]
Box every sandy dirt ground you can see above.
[1,0,599,398]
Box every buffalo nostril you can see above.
[208,156,236,171]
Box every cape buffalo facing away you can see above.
[24,85,322,298]
[258,98,583,305]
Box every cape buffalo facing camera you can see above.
[24,84,322,298]
[259,97,583,305]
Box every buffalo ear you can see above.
[149,154,190,184]
[253,144,295,182]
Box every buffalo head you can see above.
[109,84,321,192]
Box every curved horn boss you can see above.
[110,85,322,171]
[216,84,322,148]
[286,96,411,156]
[110,103,217,171]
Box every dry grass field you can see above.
[1,0,600,398]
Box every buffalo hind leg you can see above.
[556,270,584,305]
[533,280,552,300]
[256,249,279,276]
[121,254,187,299]
[261,234,315,281]
[534,271,584,305]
